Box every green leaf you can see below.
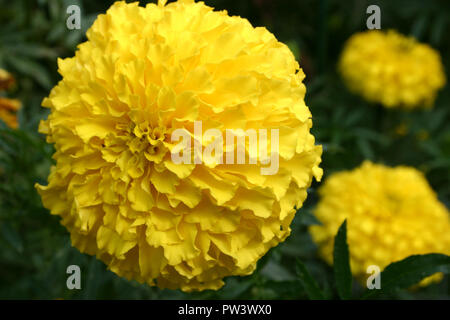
[219,277,253,299]
[6,54,52,89]
[362,254,450,299]
[333,220,352,299]
[411,14,428,41]
[296,259,325,300]
[297,209,322,226]
[430,13,447,46]
[356,138,374,160]
[261,260,296,281]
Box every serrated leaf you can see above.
[333,220,352,299]
[362,254,450,299]
[296,259,325,300]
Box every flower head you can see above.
[310,161,450,286]
[0,69,16,91]
[0,69,20,128]
[338,30,446,109]
[36,0,322,291]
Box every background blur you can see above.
[0,0,449,299]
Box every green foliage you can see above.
[296,259,326,300]
[333,220,352,300]
[0,0,449,299]
[362,254,450,299]
[295,220,450,300]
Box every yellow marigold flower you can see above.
[394,122,408,137]
[416,129,430,142]
[310,161,450,287]
[338,30,446,109]
[0,69,16,91]
[35,0,322,291]
[0,69,20,128]
[0,97,21,128]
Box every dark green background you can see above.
[0,0,449,299]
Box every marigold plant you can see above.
[338,30,446,109]
[35,0,322,291]
[0,69,21,129]
[310,161,450,286]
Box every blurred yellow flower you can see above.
[35,0,322,291]
[0,98,21,128]
[416,129,430,141]
[394,122,408,137]
[0,69,16,91]
[339,30,446,109]
[0,69,20,128]
[310,161,450,286]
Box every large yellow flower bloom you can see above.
[36,0,322,291]
[310,161,450,286]
[338,30,446,109]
